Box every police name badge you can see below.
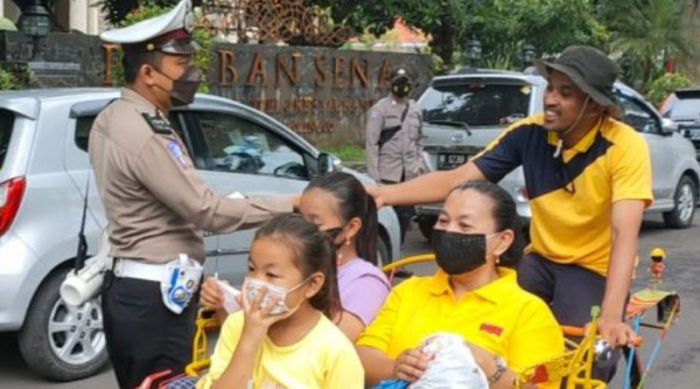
[167,141,189,170]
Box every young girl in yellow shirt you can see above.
[197,214,364,389]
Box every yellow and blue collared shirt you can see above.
[473,114,653,276]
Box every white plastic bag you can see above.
[217,279,242,314]
[410,333,488,389]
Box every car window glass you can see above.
[617,95,660,134]
[75,113,183,152]
[670,98,700,120]
[191,111,308,180]
[0,109,14,169]
[421,83,531,127]
[75,116,97,151]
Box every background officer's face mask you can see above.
[391,78,411,98]
[154,64,201,107]
[432,229,497,275]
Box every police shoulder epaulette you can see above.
[141,113,174,135]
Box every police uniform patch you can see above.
[142,113,174,134]
[167,141,188,170]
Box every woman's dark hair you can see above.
[122,50,163,85]
[449,180,524,267]
[254,214,341,319]
[305,172,379,265]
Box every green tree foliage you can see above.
[97,0,180,26]
[309,0,605,68]
[648,72,692,107]
[597,0,696,92]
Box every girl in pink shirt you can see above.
[300,172,391,341]
[201,172,390,341]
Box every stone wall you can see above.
[0,32,433,147]
[208,43,432,147]
[0,31,106,87]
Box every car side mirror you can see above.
[317,152,341,174]
[661,118,678,134]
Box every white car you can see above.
[0,89,401,381]
[415,70,700,239]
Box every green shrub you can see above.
[0,65,37,90]
[647,72,693,107]
[0,68,17,90]
[324,145,365,163]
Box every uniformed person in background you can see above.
[90,1,295,387]
[365,68,425,243]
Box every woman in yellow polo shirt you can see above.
[357,181,564,388]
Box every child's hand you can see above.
[239,287,292,339]
[200,276,224,310]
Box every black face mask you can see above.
[323,227,344,247]
[156,65,201,107]
[432,229,487,275]
[391,79,411,98]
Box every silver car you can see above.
[0,89,401,381]
[415,70,700,239]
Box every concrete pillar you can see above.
[69,0,88,33]
[87,0,100,35]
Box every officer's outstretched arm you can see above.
[133,136,292,233]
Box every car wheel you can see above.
[418,217,436,242]
[376,235,391,267]
[663,175,697,229]
[18,268,108,381]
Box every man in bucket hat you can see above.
[369,45,652,383]
[91,1,293,387]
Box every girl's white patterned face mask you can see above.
[243,276,308,315]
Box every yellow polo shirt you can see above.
[473,115,653,276]
[356,268,564,388]
[197,312,364,389]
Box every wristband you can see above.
[487,355,508,384]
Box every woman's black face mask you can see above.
[432,229,489,275]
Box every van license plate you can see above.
[687,128,700,140]
[437,153,467,170]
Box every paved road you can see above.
[1,215,699,388]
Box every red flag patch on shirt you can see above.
[531,365,550,383]
[480,323,504,336]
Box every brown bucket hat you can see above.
[535,45,622,118]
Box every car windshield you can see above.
[0,109,14,170]
[421,82,531,127]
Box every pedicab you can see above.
[138,249,680,389]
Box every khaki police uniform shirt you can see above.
[365,96,424,183]
[89,88,293,264]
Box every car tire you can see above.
[377,235,391,267]
[663,175,697,229]
[18,268,108,381]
